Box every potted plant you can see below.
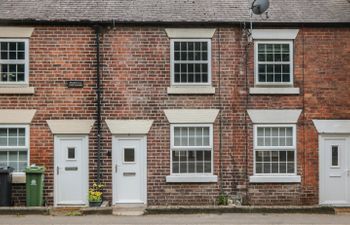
[88,182,104,207]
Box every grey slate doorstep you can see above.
[0,205,336,215]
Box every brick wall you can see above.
[11,184,26,206]
[1,26,349,206]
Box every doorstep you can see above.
[145,205,335,215]
[334,207,350,215]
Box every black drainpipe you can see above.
[94,25,102,184]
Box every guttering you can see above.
[94,25,102,183]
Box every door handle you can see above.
[57,166,59,175]
[115,164,118,173]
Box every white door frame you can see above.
[319,134,350,206]
[54,135,89,206]
[112,135,147,205]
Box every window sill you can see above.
[249,175,301,183]
[249,87,300,95]
[0,86,35,95]
[166,175,218,183]
[11,172,26,184]
[167,86,215,95]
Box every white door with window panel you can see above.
[112,136,146,204]
[320,136,350,205]
[54,136,88,206]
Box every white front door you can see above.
[320,136,350,205]
[54,136,88,206]
[112,136,147,204]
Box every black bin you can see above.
[0,167,14,206]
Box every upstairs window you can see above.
[0,126,29,172]
[255,41,293,85]
[0,39,29,84]
[171,39,211,85]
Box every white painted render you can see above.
[167,86,215,94]
[165,28,216,38]
[247,109,302,124]
[0,87,35,94]
[0,109,36,124]
[47,120,95,134]
[164,109,219,124]
[249,87,300,95]
[0,27,34,38]
[313,120,350,134]
[252,29,299,40]
[106,120,154,135]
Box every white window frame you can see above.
[253,124,297,176]
[170,39,212,86]
[254,40,294,86]
[169,123,213,176]
[0,38,29,85]
[0,124,30,174]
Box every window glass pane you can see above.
[9,162,17,171]
[196,162,203,173]
[0,128,6,137]
[68,147,76,160]
[18,162,27,172]
[272,163,278,173]
[181,127,188,146]
[172,151,179,162]
[188,162,195,173]
[255,151,263,162]
[188,127,195,146]
[331,146,339,166]
[196,151,203,161]
[204,150,211,161]
[18,151,27,161]
[124,148,135,162]
[9,151,17,161]
[256,163,262,173]
[287,162,294,173]
[0,152,7,161]
[204,162,211,173]
[0,137,6,146]
[180,162,187,173]
[172,162,179,173]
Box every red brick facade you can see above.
[1,26,349,206]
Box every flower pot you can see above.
[89,200,102,207]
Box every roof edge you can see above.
[0,19,349,28]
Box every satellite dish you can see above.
[251,0,270,15]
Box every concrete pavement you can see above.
[0,213,350,225]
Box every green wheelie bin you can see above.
[25,166,45,206]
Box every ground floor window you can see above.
[171,124,213,175]
[254,125,296,175]
[0,126,29,172]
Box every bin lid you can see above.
[25,166,45,173]
[0,166,14,174]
